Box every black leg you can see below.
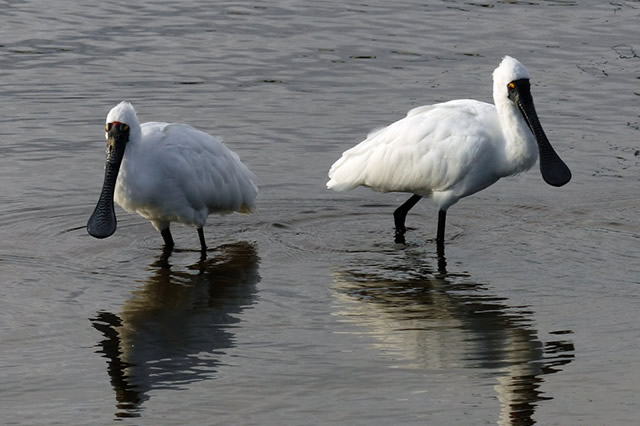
[436,243,446,274]
[393,194,422,243]
[436,209,446,245]
[197,228,207,252]
[161,227,174,249]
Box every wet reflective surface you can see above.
[332,248,574,425]
[91,243,260,418]
[1,0,640,424]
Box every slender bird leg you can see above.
[197,228,207,252]
[161,227,175,249]
[393,194,422,243]
[436,243,446,275]
[156,247,172,267]
[436,209,447,246]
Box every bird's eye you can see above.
[105,123,112,132]
[507,82,516,90]
[123,124,129,132]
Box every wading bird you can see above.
[327,56,571,245]
[87,102,258,252]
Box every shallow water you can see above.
[1,0,640,424]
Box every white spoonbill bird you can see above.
[87,101,258,251]
[327,56,571,245]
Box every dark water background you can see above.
[1,0,639,424]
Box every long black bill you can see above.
[509,79,571,187]
[87,124,128,239]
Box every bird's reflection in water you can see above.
[332,248,574,425]
[91,242,260,419]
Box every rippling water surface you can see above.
[1,0,639,424]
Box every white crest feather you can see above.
[106,101,140,127]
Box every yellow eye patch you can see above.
[105,122,129,132]
[507,82,516,90]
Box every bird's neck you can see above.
[128,124,142,148]
[115,125,141,179]
[495,99,538,175]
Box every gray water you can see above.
[1,0,639,424]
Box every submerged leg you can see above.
[436,209,446,245]
[393,194,422,243]
[197,228,207,252]
[161,227,175,249]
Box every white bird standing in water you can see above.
[327,56,571,245]
[87,102,258,251]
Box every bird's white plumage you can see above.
[327,56,538,211]
[107,102,258,232]
[492,55,530,91]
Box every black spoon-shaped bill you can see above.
[87,160,119,238]
[509,79,571,187]
[87,123,129,239]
